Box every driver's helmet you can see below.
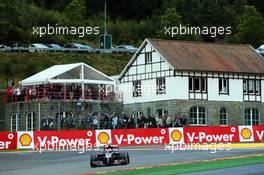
[104,144,113,152]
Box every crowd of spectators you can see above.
[41,111,188,130]
[5,83,105,103]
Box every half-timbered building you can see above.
[118,39,264,126]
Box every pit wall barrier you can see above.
[0,126,264,150]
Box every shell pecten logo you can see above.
[241,128,252,139]
[98,132,110,144]
[19,133,32,146]
[171,129,182,142]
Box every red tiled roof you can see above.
[148,39,264,74]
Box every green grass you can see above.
[0,52,131,89]
[104,155,264,175]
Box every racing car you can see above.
[90,145,130,167]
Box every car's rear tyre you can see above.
[119,153,127,165]
[125,152,130,164]
[90,155,97,167]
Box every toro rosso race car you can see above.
[90,145,130,167]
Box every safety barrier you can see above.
[0,125,263,150]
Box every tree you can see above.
[65,0,85,26]
[236,6,264,47]
[158,7,201,41]
[162,0,203,26]
[248,0,264,17]
[158,8,182,39]
[233,0,247,15]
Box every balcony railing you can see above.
[4,86,122,103]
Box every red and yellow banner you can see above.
[0,126,264,150]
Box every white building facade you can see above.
[118,39,264,126]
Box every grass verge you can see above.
[103,154,264,175]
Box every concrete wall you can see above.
[123,99,264,126]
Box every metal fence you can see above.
[5,99,123,132]
[5,101,259,132]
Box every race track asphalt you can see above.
[0,146,263,175]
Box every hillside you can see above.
[0,52,130,88]
[1,1,264,47]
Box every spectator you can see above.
[139,112,146,128]
[12,84,21,102]
[162,114,167,128]
[87,87,92,99]
[6,86,12,103]
[85,113,93,129]
[121,111,128,129]
[174,115,183,127]
[69,84,74,100]
[49,119,54,128]
[111,112,118,129]
[165,114,172,127]
[31,87,37,100]
[128,115,135,128]
[41,117,54,130]
[80,117,85,128]
[156,116,163,128]
[92,116,98,129]
[102,113,110,129]
[117,114,122,128]
[149,115,157,128]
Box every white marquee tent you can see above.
[20,62,114,100]
[21,62,114,86]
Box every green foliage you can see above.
[0,0,264,89]
[158,7,201,41]
[0,0,263,45]
[65,0,85,25]
[0,52,130,88]
[236,6,264,47]
[158,8,182,39]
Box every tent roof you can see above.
[21,62,114,86]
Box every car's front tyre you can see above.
[90,155,97,167]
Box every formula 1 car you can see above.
[90,145,130,167]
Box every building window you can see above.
[245,108,260,125]
[190,107,206,125]
[220,108,228,125]
[189,77,207,92]
[26,112,36,131]
[156,77,166,94]
[219,78,229,94]
[133,80,142,97]
[243,79,261,95]
[145,52,152,64]
[10,113,19,132]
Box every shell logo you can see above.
[98,132,110,144]
[241,128,252,139]
[19,133,32,146]
[171,129,182,142]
